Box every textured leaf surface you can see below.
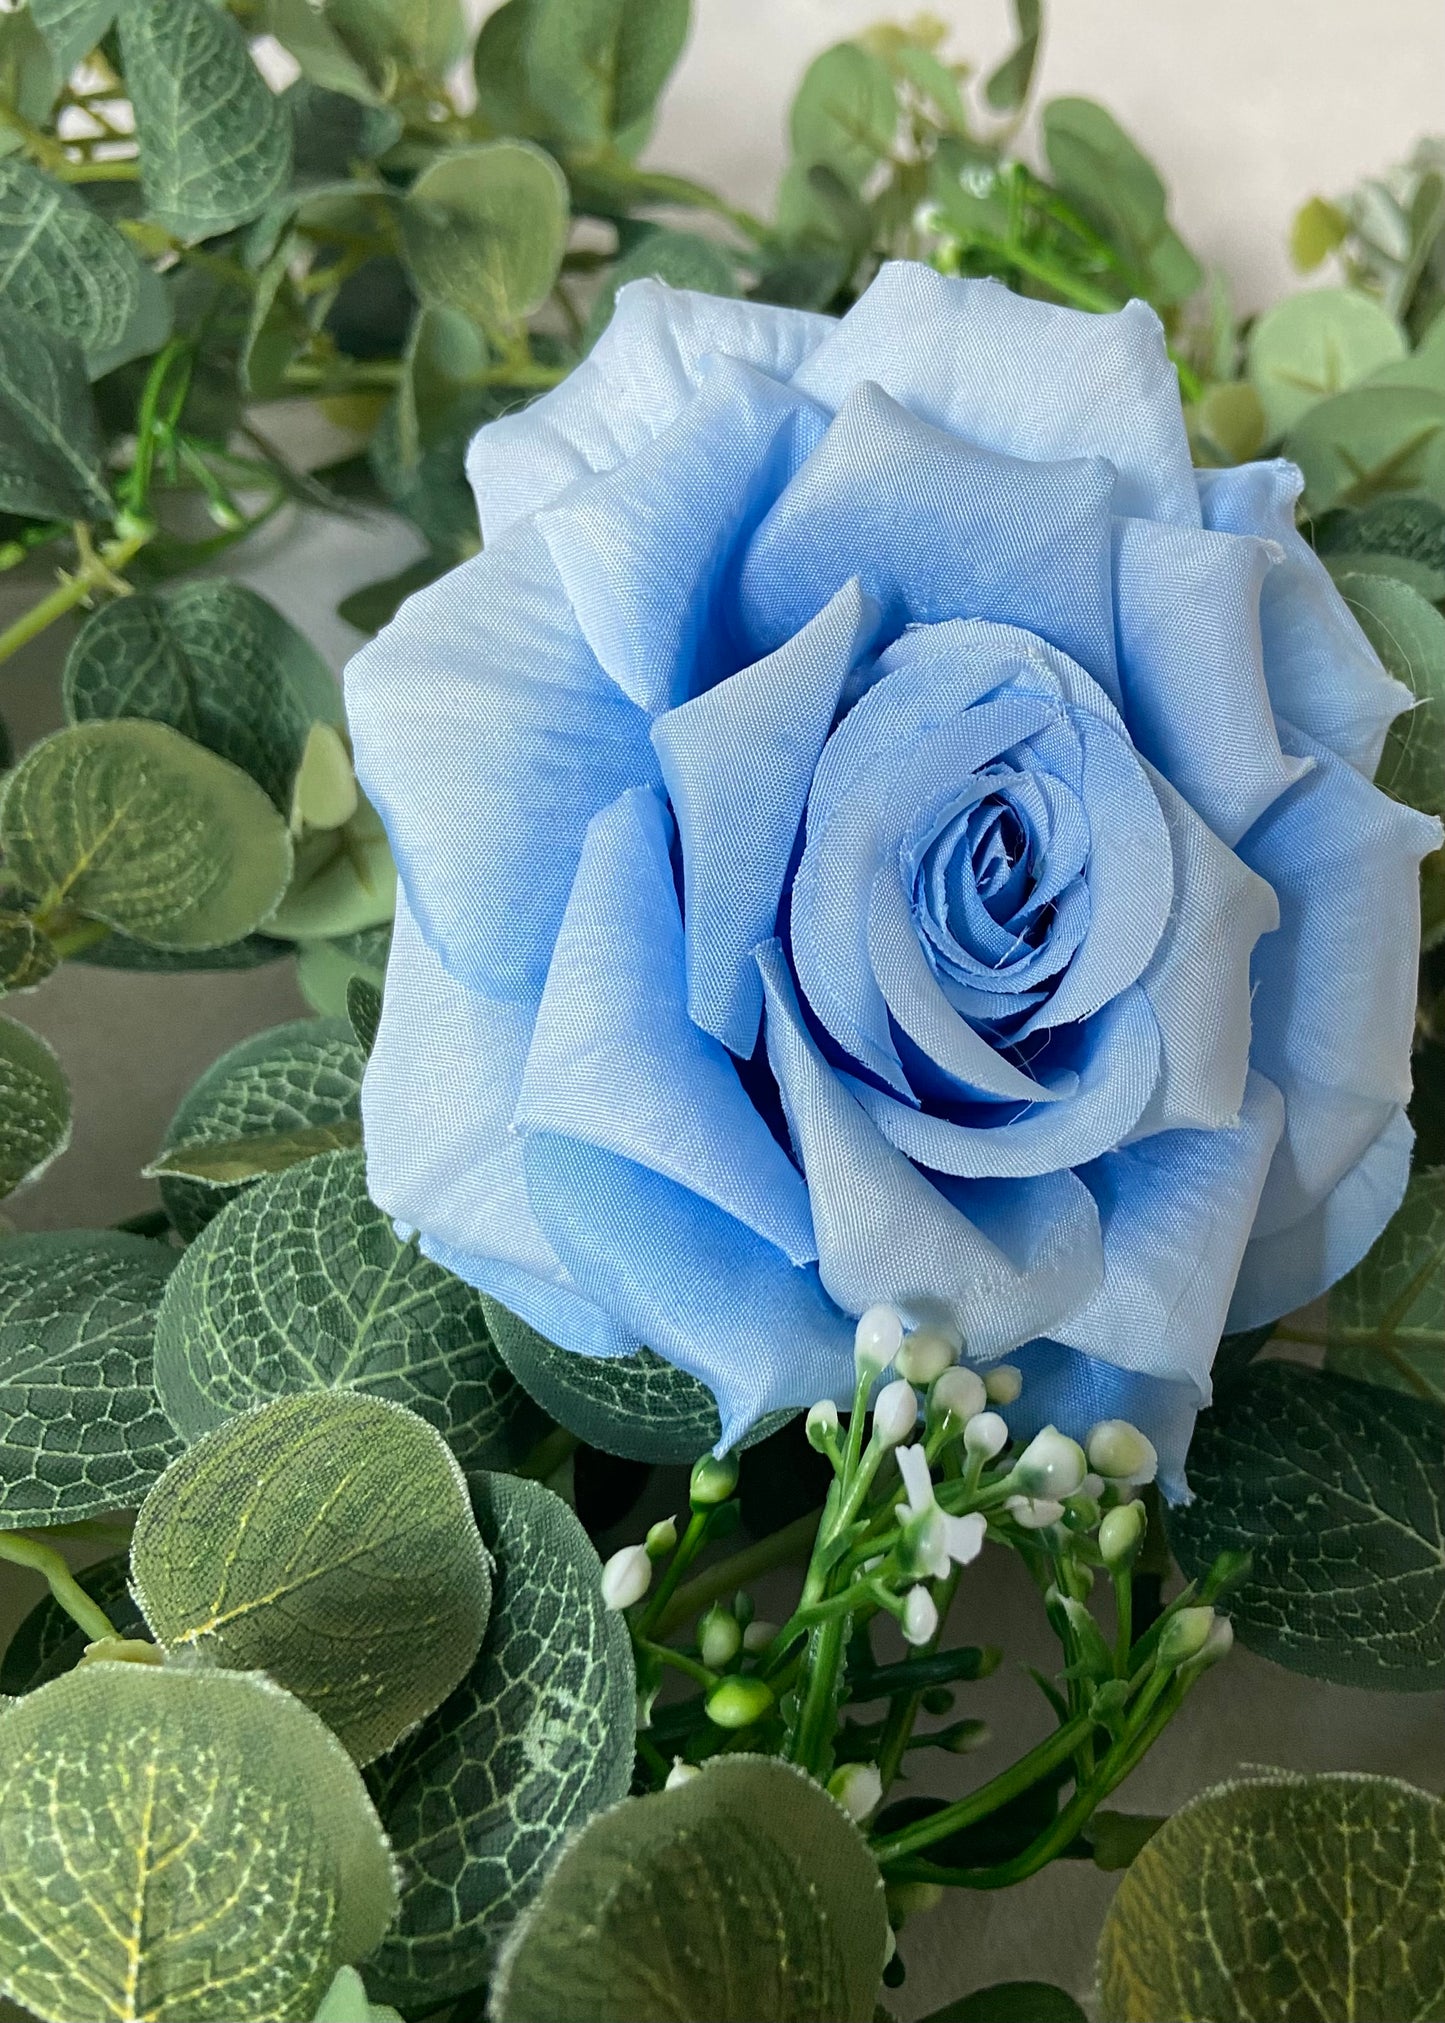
[133,1391,491,1764]
[366,1472,634,2006]
[296,923,390,1017]
[0,1230,177,1525]
[149,1117,363,1186]
[1096,1772,1445,2023]
[0,1662,397,2023]
[328,0,469,83]
[346,975,381,1055]
[400,141,568,331]
[1326,1167,1445,1401]
[1168,1362,1445,1688]
[0,913,58,995]
[28,0,113,71]
[493,1756,888,2023]
[0,157,163,375]
[0,300,108,520]
[790,41,897,188]
[119,0,292,239]
[64,583,341,810]
[155,1015,364,1240]
[155,1149,538,1472]
[0,1013,68,1198]
[0,719,293,950]
[0,1552,144,1696]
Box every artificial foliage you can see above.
[0,5,1441,2023]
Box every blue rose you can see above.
[347,262,1438,1492]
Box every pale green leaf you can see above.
[0,1013,68,1198]
[400,140,568,333]
[265,793,396,941]
[492,1756,888,2023]
[133,1390,492,1763]
[154,1148,540,1473]
[312,1966,402,2023]
[1325,1167,1445,1403]
[0,158,167,377]
[1167,1362,1445,1689]
[0,6,59,147]
[471,0,546,139]
[0,300,108,520]
[1283,382,1445,512]
[366,1472,634,2006]
[1290,194,1350,272]
[0,1229,178,1525]
[291,722,359,834]
[345,974,380,1054]
[0,1662,397,2023]
[147,1116,363,1186]
[1247,287,1407,437]
[527,0,690,151]
[790,42,897,190]
[983,0,1040,113]
[327,0,470,86]
[266,0,384,106]
[0,719,294,950]
[28,0,112,72]
[296,923,390,1017]
[1096,1771,1445,2023]
[1190,380,1267,464]
[1335,571,1445,817]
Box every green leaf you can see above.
[27,0,112,72]
[0,5,59,148]
[1167,1362,1445,1689]
[312,1967,402,2023]
[1324,1168,1445,1402]
[0,719,293,950]
[400,140,568,334]
[337,555,448,634]
[1291,193,1350,271]
[326,0,470,87]
[147,1116,364,1186]
[265,793,396,940]
[1325,548,1445,602]
[1334,571,1445,818]
[1246,287,1407,438]
[790,42,897,190]
[346,973,381,1054]
[1042,97,1201,303]
[471,0,548,139]
[64,582,341,811]
[119,0,293,240]
[0,915,55,997]
[296,922,391,1015]
[0,1551,145,1694]
[154,1148,539,1474]
[291,722,359,834]
[0,301,108,520]
[526,0,690,152]
[0,1662,397,2023]
[133,1390,492,1763]
[1283,382,1445,513]
[983,0,1041,113]
[0,1013,68,1199]
[76,927,289,973]
[1096,1771,1445,2023]
[1190,379,1267,464]
[266,0,385,106]
[921,1986,1085,2023]
[0,1229,178,1525]
[584,225,737,349]
[0,159,167,377]
[492,1756,888,2023]
[285,80,403,178]
[1316,491,1445,573]
[366,1471,634,2006]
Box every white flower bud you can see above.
[1015,1426,1088,1500]
[902,1585,939,1646]
[805,1399,840,1450]
[1196,1615,1234,1668]
[1098,1498,1148,1571]
[855,1303,904,1377]
[1082,1472,1106,1500]
[645,1516,677,1559]
[984,1363,1022,1405]
[1086,1419,1159,1487]
[1157,1605,1216,1669]
[963,1410,1009,1460]
[828,1761,883,1823]
[690,1451,739,1507]
[742,1619,777,1652]
[930,1364,987,1426]
[665,1758,701,1789]
[872,1377,918,1449]
[1006,1493,1066,1530]
[698,1603,742,1670]
[896,1326,959,1386]
[600,1543,651,1611]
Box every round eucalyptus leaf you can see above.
[1167,1362,1445,1689]
[1096,1772,1445,2023]
[155,1149,539,1474]
[297,924,391,1017]
[0,1662,397,2023]
[0,1552,145,1696]
[154,1015,365,1240]
[0,1229,178,1526]
[492,1755,888,2023]
[400,142,568,333]
[1246,287,1407,437]
[265,796,396,941]
[0,156,162,376]
[1325,1166,1445,1400]
[366,1472,634,2006]
[133,1391,492,1764]
[0,719,293,951]
[0,1014,68,1199]
[1283,382,1445,513]
[0,300,110,521]
[526,0,690,151]
[1335,570,1445,817]
[790,42,897,190]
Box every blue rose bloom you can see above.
[346,261,1438,1493]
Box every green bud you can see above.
[886,1880,945,1919]
[937,1717,990,1754]
[1063,1492,1102,1534]
[690,1451,739,1508]
[645,1516,678,1559]
[1156,1605,1216,1670]
[1098,1498,1148,1571]
[1201,1546,1253,1600]
[733,1589,755,1629]
[920,1686,954,1716]
[698,1603,742,1671]
[705,1675,775,1729]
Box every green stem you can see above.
[636,1637,715,1692]
[651,1508,821,1638]
[1113,1570,1133,1677]
[0,527,150,668]
[0,1533,115,1645]
[637,1510,710,1639]
[871,1707,1097,1863]
[514,1425,579,1482]
[876,1561,962,1794]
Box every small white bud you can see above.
[828,1761,883,1823]
[1015,1426,1088,1500]
[1006,1493,1066,1530]
[1157,1605,1216,1668]
[855,1303,904,1377]
[665,1758,701,1789]
[1086,1419,1159,1486]
[1098,1498,1148,1571]
[963,1410,1009,1461]
[1082,1472,1106,1500]
[895,1327,958,1386]
[600,1543,651,1611]
[872,1377,919,1449]
[1195,1615,1235,1668]
[690,1451,739,1506]
[930,1364,987,1426]
[902,1585,939,1646]
[645,1516,677,1558]
[698,1603,742,1670]
[742,1619,777,1652]
[805,1399,840,1451]
[984,1363,1022,1405]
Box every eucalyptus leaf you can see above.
[326,0,470,87]
[148,1117,364,1186]
[0,1013,68,1198]
[1042,97,1200,303]
[1324,547,1445,601]
[154,1148,539,1473]
[584,226,737,349]
[1246,287,1407,437]
[0,719,293,950]
[983,0,1041,114]
[1167,1361,1445,1689]
[346,974,381,1054]
[492,1755,888,2023]
[471,0,547,139]
[296,923,391,1016]
[284,82,403,179]
[400,140,568,333]
[0,158,167,377]
[291,723,359,834]
[0,1662,397,2023]
[1096,1771,1445,2023]
[1283,382,1445,512]
[789,42,897,191]
[526,0,690,152]
[0,3,59,142]
[0,914,57,995]
[266,0,384,107]
[64,582,341,811]
[0,1551,144,1695]
[134,1390,492,1763]
[27,0,112,72]
[0,300,109,520]
[119,0,293,240]
[1335,570,1445,817]
[1325,1167,1445,1402]
[366,1471,634,2005]
[0,1229,177,1526]
[1291,193,1350,271]
[265,793,396,940]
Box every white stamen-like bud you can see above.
[600,1543,652,1611]
[902,1585,939,1646]
[1195,1616,1235,1668]
[872,1377,919,1449]
[963,1410,1009,1461]
[1005,1493,1066,1530]
[742,1619,777,1653]
[896,1327,959,1387]
[930,1364,987,1426]
[984,1363,1023,1405]
[1086,1419,1159,1487]
[1014,1426,1088,1500]
[855,1303,904,1377]
[665,1758,701,1789]
[698,1603,742,1670]
[805,1399,840,1450]
[828,1761,883,1823]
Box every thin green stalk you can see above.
[652,1508,821,1637]
[0,527,151,667]
[636,1637,715,1692]
[1112,1570,1133,1676]
[514,1426,579,1482]
[637,1510,710,1639]
[0,1533,115,1645]
[876,1561,962,1794]
[872,1706,1097,1863]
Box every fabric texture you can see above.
[347,262,1439,1493]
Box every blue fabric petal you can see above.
[791,262,1200,526]
[539,355,828,713]
[1001,1341,1201,1502]
[467,280,834,543]
[1114,516,1309,845]
[653,579,881,1056]
[736,381,1118,687]
[515,786,817,1266]
[523,1132,856,1446]
[1199,461,1413,776]
[759,942,1103,1353]
[347,523,660,999]
[418,1240,636,1362]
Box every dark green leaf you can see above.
[1210,1323,1275,1392]
[1325,1168,1445,1402]
[526,0,690,152]
[283,80,402,178]
[400,140,568,333]
[27,0,112,72]
[921,1986,1085,2023]
[1336,571,1445,818]
[471,0,547,139]
[0,913,57,995]
[1315,491,1445,571]
[1284,383,1445,513]
[1042,97,1201,302]
[346,973,381,1054]
[75,927,289,972]
[0,300,108,520]
[0,158,167,377]
[790,42,897,190]
[147,1116,364,1185]
[0,5,59,141]
[0,1012,68,1198]
[266,0,385,106]
[326,0,470,87]
[983,0,1041,113]
[337,554,448,634]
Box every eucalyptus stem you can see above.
[0,526,151,668]
[0,1533,116,1645]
